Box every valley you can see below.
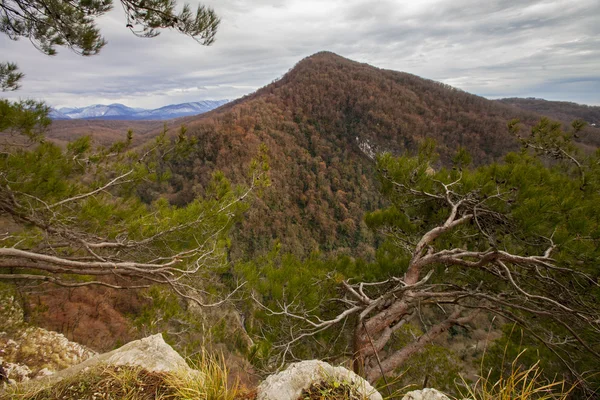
[2,51,600,399]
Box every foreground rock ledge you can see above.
[256,359,383,400]
[15,333,194,389]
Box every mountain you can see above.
[51,100,229,121]
[48,108,71,120]
[133,100,230,119]
[56,103,141,119]
[132,51,544,260]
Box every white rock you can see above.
[0,326,96,381]
[14,333,199,391]
[256,360,382,400]
[402,388,451,400]
[63,333,189,374]
[34,368,54,379]
[101,334,189,372]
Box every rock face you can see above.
[0,294,24,328]
[1,290,97,383]
[256,360,383,400]
[402,388,451,400]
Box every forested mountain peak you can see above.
[211,51,539,164]
[157,53,543,259]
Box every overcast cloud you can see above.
[1,0,599,108]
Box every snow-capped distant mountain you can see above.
[134,101,230,119]
[49,109,71,120]
[51,100,229,121]
[60,104,140,119]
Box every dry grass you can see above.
[457,352,574,400]
[163,350,243,400]
[1,350,248,400]
[1,365,175,400]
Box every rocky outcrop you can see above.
[40,334,195,386]
[256,360,383,400]
[0,326,461,400]
[0,327,96,383]
[402,388,451,400]
[3,333,198,393]
[0,294,24,329]
[80,333,189,373]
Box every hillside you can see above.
[147,52,542,259]
[6,52,599,385]
[46,119,167,147]
[497,97,600,149]
[497,97,600,126]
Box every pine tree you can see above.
[1,0,219,56]
[255,119,600,395]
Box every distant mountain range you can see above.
[50,100,229,121]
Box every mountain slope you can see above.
[47,119,166,147]
[497,98,600,149]
[51,100,229,121]
[497,97,600,126]
[142,52,542,259]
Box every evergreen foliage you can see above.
[0,0,219,56]
[0,62,24,92]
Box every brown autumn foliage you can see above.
[44,52,550,261]
[136,52,543,259]
[46,119,165,147]
[26,285,146,351]
[497,97,600,127]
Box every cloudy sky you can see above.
[2,0,599,108]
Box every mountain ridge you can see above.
[50,100,229,121]
[496,97,600,126]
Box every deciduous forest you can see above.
[2,51,600,398]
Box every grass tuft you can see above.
[164,349,242,400]
[457,352,574,400]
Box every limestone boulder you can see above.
[53,333,189,377]
[16,333,196,390]
[256,359,382,400]
[402,388,451,400]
